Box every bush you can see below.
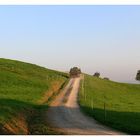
[136,70,140,81]
[104,77,109,80]
[93,72,100,78]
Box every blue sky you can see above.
[0,6,140,83]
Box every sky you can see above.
[0,5,140,83]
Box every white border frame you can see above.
[0,0,140,5]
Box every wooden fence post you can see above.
[104,94,107,122]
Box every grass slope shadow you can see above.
[80,105,140,135]
[0,98,56,135]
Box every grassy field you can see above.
[0,58,68,134]
[79,74,140,134]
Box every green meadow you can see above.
[0,58,68,134]
[79,74,140,134]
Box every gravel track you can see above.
[46,77,124,135]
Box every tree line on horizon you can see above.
[93,70,140,82]
[69,67,140,82]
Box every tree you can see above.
[136,70,140,81]
[93,72,100,78]
[69,67,81,77]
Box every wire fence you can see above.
[80,76,140,126]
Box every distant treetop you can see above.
[93,72,100,78]
[69,67,81,77]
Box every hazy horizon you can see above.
[0,6,140,83]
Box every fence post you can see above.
[104,94,107,122]
[104,102,106,122]
[82,77,84,97]
[83,75,86,101]
[85,92,86,101]
[92,100,93,110]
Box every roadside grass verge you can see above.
[0,58,68,134]
[79,74,140,134]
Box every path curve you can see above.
[46,77,124,135]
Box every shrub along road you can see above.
[46,77,124,135]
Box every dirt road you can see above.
[46,77,124,135]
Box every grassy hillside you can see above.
[79,74,140,134]
[0,58,68,134]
